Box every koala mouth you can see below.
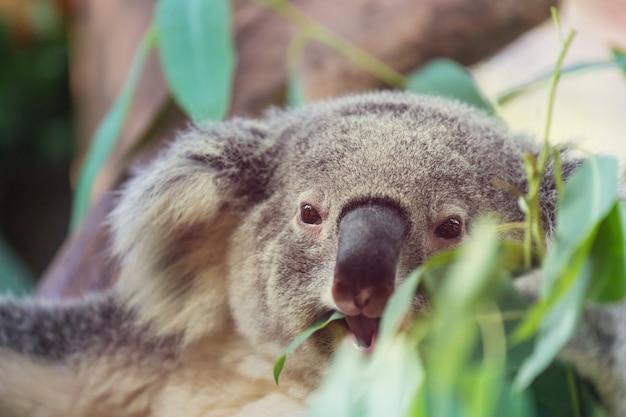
[343,315,380,351]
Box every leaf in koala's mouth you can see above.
[273,311,345,385]
[344,315,380,350]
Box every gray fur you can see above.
[0,294,178,361]
[0,91,619,416]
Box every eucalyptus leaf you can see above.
[306,342,368,417]
[586,203,626,302]
[425,223,508,417]
[531,365,584,417]
[405,58,494,115]
[514,157,620,388]
[273,311,344,385]
[286,32,309,107]
[155,0,235,122]
[308,334,423,417]
[514,253,591,390]
[611,46,626,78]
[287,74,306,108]
[514,156,618,341]
[546,157,617,262]
[378,269,423,343]
[437,221,502,308]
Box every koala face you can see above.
[0,91,610,417]
[221,92,536,376]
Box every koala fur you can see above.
[0,91,621,416]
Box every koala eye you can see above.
[300,204,322,225]
[434,216,463,239]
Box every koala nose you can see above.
[333,205,407,318]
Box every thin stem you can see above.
[566,367,582,417]
[520,28,576,264]
[538,29,576,173]
[550,6,564,43]
[495,222,527,233]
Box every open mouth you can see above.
[339,315,380,352]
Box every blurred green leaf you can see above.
[405,58,494,115]
[611,46,626,78]
[286,32,309,107]
[586,203,626,302]
[378,269,423,343]
[0,235,34,296]
[426,223,505,417]
[155,0,235,122]
[287,74,306,108]
[70,26,157,230]
[437,222,502,308]
[309,334,423,417]
[531,365,581,417]
[514,156,619,389]
[307,340,369,417]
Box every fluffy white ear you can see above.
[109,118,280,344]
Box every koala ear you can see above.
[109,118,280,343]
[538,153,584,236]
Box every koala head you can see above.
[110,91,552,380]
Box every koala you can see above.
[0,91,622,416]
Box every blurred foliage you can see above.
[0,2,73,292]
[0,10,72,162]
[405,58,495,115]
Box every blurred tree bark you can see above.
[37,0,558,298]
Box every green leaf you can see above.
[586,203,626,302]
[437,221,502,309]
[545,156,617,258]
[287,74,306,108]
[611,46,626,78]
[155,0,235,122]
[273,311,344,385]
[286,32,309,107]
[425,223,508,417]
[70,26,157,230]
[514,156,618,340]
[530,365,583,417]
[514,156,620,389]
[405,58,494,115]
[308,334,423,417]
[378,269,423,343]
[514,250,591,390]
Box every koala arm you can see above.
[0,292,122,359]
[514,271,626,416]
[0,292,179,416]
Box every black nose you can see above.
[332,205,406,318]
